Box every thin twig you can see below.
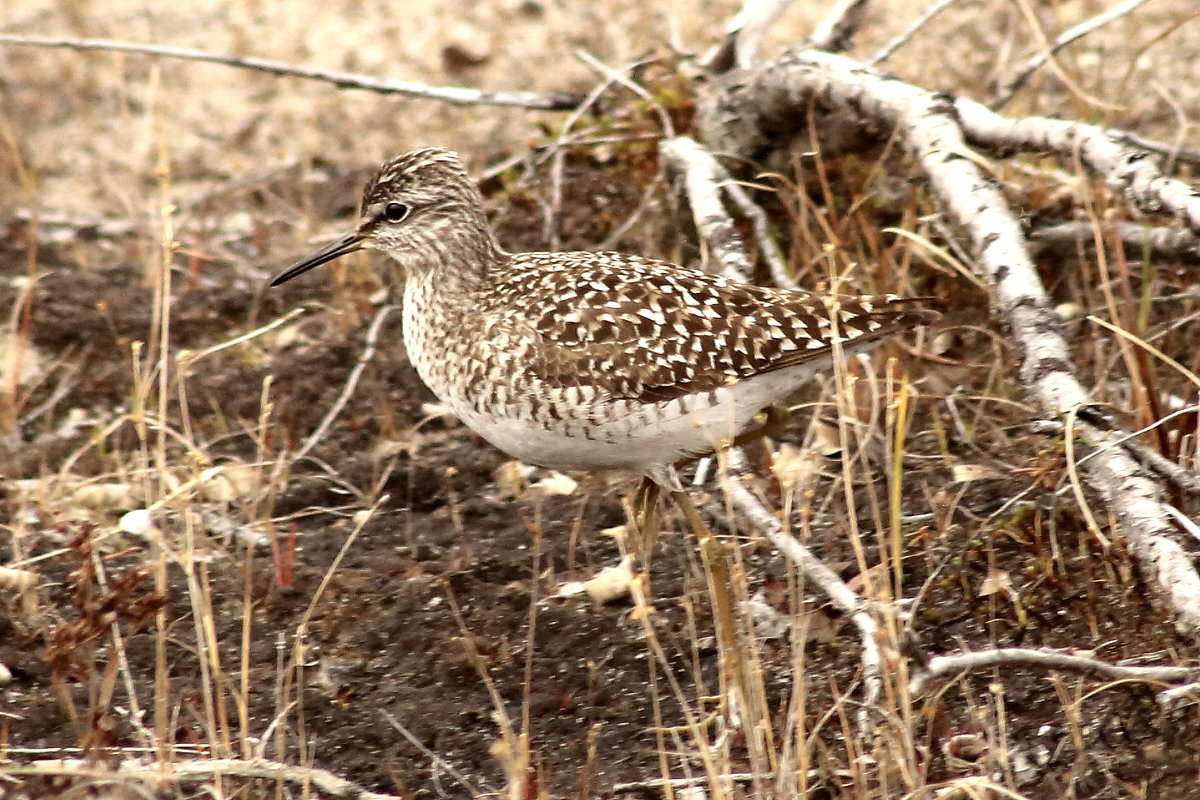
[992,0,1154,110]
[293,304,397,461]
[868,0,967,66]
[599,181,660,250]
[810,0,873,52]
[16,358,79,428]
[380,711,482,797]
[178,308,306,368]
[0,34,584,110]
[574,49,675,138]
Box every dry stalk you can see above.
[723,448,884,722]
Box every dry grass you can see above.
[2,1,1200,798]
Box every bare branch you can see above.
[1159,681,1200,707]
[910,646,1200,695]
[991,0,1155,110]
[381,711,482,797]
[702,0,794,73]
[721,178,796,289]
[810,0,873,52]
[1034,410,1200,497]
[954,97,1200,236]
[1028,221,1200,264]
[574,50,675,138]
[660,137,794,287]
[664,133,882,721]
[1115,131,1200,170]
[696,49,1200,634]
[723,447,884,715]
[868,0,968,66]
[0,34,584,110]
[613,772,771,794]
[660,137,755,281]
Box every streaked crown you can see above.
[358,147,504,276]
[361,147,473,210]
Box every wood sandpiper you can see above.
[271,147,937,493]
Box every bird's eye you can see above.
[384,202,410,223]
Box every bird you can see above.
[271,147,937,495]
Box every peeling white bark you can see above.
[701,0,794,72]
[660,137,755,281]
[698,49,1200,635]
[954,97,1200,235]
[1028,221,1200,264]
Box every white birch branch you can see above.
[909,646,1200,695]
[809,0,873,52]
[697,48,1200,635]
[7,758,399,800]
[1028,221,1200,264]
[660,137,756,282]
[954,97,1200,235]
[724,449,884,714]
[660,137,794,287]
[701,0,795,72]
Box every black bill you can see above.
[270,232,364,286]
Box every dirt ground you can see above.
[3,2,1200,799]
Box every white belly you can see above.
[443,362,824,476]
